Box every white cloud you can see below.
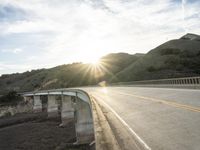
[0,61,32,75]
[1,48,23,54]
[0,0,200,74]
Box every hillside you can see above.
[0,33,200,94]
[0,53,141,94]
[113,33,200,82]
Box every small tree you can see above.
[0,91,23,106]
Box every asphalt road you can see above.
[81,86,200,150]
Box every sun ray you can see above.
[70,57,120,87]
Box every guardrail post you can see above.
[60,95,75,126]
[33,95,42,112]
[187,79,189,84]
[47,95,59,118]
[197,78,200,84]
[184,79,186,84]
[75,96,94,144]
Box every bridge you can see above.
[22,76,200,150]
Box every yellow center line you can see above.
[114,91,200,113]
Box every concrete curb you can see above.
[90,96,121,150]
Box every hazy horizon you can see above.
[0,0,200,75]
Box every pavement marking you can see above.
[92,94,152,150]
[115,91,200,113]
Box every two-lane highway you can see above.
[81,86,200,150]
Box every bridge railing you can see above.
[23,89,95,145]
[110,76,200,88]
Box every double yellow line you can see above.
[115,91,200,113]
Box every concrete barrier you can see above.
[23,89,95,145]
[75,97,94,144]
[110,76,200,89]
[33,95,42,112]
[60,95,75,126]
[47,95,59,118]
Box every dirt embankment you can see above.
[0,112,91,150]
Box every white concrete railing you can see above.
[23,89,94,145]
[110,76,200,88]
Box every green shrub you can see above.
[160,48,181,55]
[147,66,157,72]
[3,111,12,117]
[0,91,23,106]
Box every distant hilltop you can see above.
[181,33,200,41]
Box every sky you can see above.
[0,0,200,75]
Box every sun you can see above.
[83,56,101,66]
[90,58,100,66]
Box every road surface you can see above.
[81,86,200,150]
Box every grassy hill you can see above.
[113,33,200,82]
[0,53,141,94]
[0,33,200,94]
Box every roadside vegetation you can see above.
[0,91,30,118]
[0,91,23,106]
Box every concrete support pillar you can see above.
[60,95,75,126]
[180,80,182,84]
[181,80,184,84]
[197,78,200,84]
[187,79,190,84]
[75,97,94,144]
[33,95,42,112]
[48,95,59,118]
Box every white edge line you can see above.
[93,95,151,150]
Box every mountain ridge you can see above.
[113,33,200,82]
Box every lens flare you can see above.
[101,87,108,94]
